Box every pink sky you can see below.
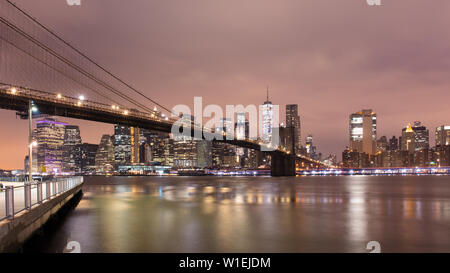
[1,0,450,169]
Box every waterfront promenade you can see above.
[0,177,83,252]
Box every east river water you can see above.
[24,175,450,253]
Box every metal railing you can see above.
[0,176,83,221]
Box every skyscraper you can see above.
[215,117,233,139]
[376,136,388,152]
[401,123,415,154]
[305,134,313,155]
[173,139,199,167]
[80,143,99,173]
[213,118,238,167]
[235,112,248,159]
[63,125,82,173]
[34,118,67,174]
[114,125,131,165]
[349,109,377,155]
[401,122,429,152]
[95,134,115,173]
[236,112,246,141]
[305,134,318,159]
[286,104,301,154]
[261,87,273,144]
[130,127,140,164]
[388,136,399,151]
[413,121,429,151]
[435,125,450,146]
[143,130,172,165]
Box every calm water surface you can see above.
[28,175,450,253]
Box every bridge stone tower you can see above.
[270,151,296,176]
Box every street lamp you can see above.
[27,101,38,183]
[10,87,17,94]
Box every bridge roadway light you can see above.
[10,87,17,94]
[77,101,82,106]
[56,93,62,99]
[123,110,129,115]
[78,95,85,101]
[31,106,38,112]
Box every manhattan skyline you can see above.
[1,0,450,169]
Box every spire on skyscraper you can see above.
[264,86,271,104]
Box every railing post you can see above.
[37,182,43,204]
[53,180,57,196]
[25,183,32,210]
[46,181,51,199]
[5,186,14,219]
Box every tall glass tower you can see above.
[286,104,301,153]
[63,125,82,173]
[34,118,67,174]
[261,87,273,144]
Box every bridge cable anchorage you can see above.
[0,16,154,114]
[5,0,174,117]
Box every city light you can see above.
[29,141,37,147]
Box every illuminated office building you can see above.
[62,125,82,173]
[130,127,140,164]
[349,109,377,155]
[286,104,301,153]
[34,118,67,174]
[410,121,429,151]
[143,130,172,165]
[435,125,450,146]
[401,122,429,153]
[80,143,99,173]
[114,125,131,165]
[236,112,246,141]
[401,123,416,154]
[95,134,115,172]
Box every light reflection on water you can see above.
[29,175,450,253]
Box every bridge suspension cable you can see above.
[2,0,173,115]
